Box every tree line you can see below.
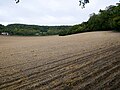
[59,3,120,36]
[0,3,119,36]
[0,24,71,36]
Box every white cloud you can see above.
[0,0,119,26]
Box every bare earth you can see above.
[0,31,120,90]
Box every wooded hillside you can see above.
[0,24,71,36]
[59,3,120,36]
[0,3,119,36]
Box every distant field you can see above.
[0,31,120,90]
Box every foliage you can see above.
[59,3,120,36]
[112,16,120,30]
[0,24,71,36]
[15,0,90,8]
[79,0,89,8]
[1,2,120,36]
[0,24,5,34]
[15,0,19,3]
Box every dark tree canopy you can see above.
[79,0,89,8]
[59,3,120,36]
[14,0,89,7]
[15,0,120,8]
[15,0,19,4]
[15,0,89,8]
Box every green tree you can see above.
[59,3,120,36]
[0,24,5,34]
[112,16,120,31]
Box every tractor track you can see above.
[0,45,120,90]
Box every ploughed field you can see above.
[0,31,120,90]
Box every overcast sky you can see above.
[0,0,118,26]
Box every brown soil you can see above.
[0,31,120,90]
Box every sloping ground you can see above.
[0,31,120,90]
